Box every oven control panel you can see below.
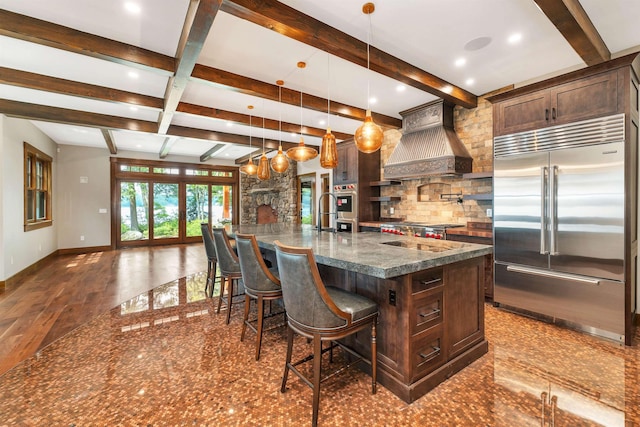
[334,184,356,191]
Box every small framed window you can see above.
[24,142,53,231]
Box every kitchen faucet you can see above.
[317,192,338,233]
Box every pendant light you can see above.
[270,80,290,173]
[240,105,258,175]
[286,61,318,162]
[320,54,338,169]
[257,108,271,181]
[354,2,384,154]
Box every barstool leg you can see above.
[225,278,235,325]
[205,260,212,296]
[216,276,226,314]
[255,295,265,360]
[241,294,251,342]
[210,261,217,298]
[312,334,322,427]
[371,320,377,394]
[280,326,294,393]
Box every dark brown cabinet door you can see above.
[494,90,550,136]
[494,70,619,136]
[334,140,357,184]
[551,72,618,125]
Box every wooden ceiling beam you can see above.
[191,65,401,128]
[157,0,221,134]
[177,102,351,140]
[220,0,477,108]
[100,129,118,154]
[534,0,610,66]
[167,125,301,151]
[0,67,163,110]
[0,9,175,74]
[0,99,158,133]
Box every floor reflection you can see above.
[0,271,638,426]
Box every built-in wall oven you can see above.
[334,184,357,232]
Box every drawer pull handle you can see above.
[420,278,442,286]
[419,308,441,320]
[419,346,441,361]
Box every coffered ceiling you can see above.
[1,0,639,165]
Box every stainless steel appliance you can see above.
[334,184,357,233]
[380,222,463,240]
[493,114,626,342]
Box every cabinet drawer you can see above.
[411,290,443,336]
[411,268,443,294]
[411,327,445,381]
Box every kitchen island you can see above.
[230,223,492,403]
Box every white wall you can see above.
[1,115,58,280]
[56,145,112,249]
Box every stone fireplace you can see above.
[240,164,297,224]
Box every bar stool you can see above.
[274,240,378,427]
[235,233,284,360]
[212,227,243,325]
[200,223,218,298]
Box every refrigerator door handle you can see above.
[506,265,601,285]
[540,166,548,255]
[549,165,558,255]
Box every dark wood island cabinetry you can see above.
[231,224,492,403]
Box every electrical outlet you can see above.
[388,289,396,306]
[487,208,493,218]
[80,235,85,241]
[389,207,395,214]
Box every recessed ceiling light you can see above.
[124,2,141,14]
[128,71,139,79]
[129,106,138,111]
[508,33,522,44]
[136,144,142,148]
[464,36,492,51]
[369,97,377,104]
[290,132,297,138]
[465,78,475,86]
[396,85,406,92]
[319,119,326,126]
[454,58,466,67]
[226,122,233,127]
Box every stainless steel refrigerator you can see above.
[493,114,626,342]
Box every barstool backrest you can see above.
[274,241,348,329]
[200,223,217,262]
[235,233,280,292]
[212,228,240,275]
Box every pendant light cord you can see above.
[327,54,331,128]
[367,12,371,110]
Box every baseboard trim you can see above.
[57,245,112,256]
[4,251,59,290]
[2,246,112,291]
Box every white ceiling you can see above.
[1,0,639,163]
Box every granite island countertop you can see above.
[230,224,492,279]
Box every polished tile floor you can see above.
[0,253,639,426]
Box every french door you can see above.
[112,158,238,248]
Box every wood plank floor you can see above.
[0,244,208,376]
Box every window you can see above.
[24,142,53,231]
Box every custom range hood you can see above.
[384,100,472,180]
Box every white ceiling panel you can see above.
[0,0,190,57]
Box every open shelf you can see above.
[369,196,401,202]
[370,180,402,186]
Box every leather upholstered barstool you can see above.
[212,227,243,325]
[274,240,378,427]
[200,223,218,298]
[235,233,284,360]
